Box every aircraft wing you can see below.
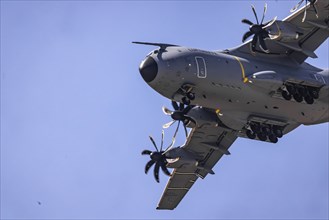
[156,110,238,210]
[234,0,329,63]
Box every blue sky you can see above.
[1,1,328,219]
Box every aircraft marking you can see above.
[232,55,248,83]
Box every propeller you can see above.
[141,131,175,183]
[162,101,196,138]
[241,4,277,53]
[290,0,318,22]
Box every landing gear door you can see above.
[195,56,207,78]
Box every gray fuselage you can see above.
[139,46,329,132]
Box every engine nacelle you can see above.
[164,147,215,176]
[164,147,198,168]
[265,20,304,42]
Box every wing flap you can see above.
[157,168,198,210]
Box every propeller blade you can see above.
[263,16,277,29]
[163,120,175,129]
[241,18,254,26]
[251,35,258,52]
[141,150,152,155]
[313,3,319,18]
[182,105,193,114]
[260,3,267,24]
[251,5,259,24]
[162,122,179,155]
[258,36,269,53]
[302,4,308,22]
[179,102,184,111]
[160,130,164,151]
[184,116,197,126]
[160,162,171,176]
[172,101,179,111]
[149,136,159,152]
[163,136,176,155]
[183,123,188,137]
[162,106,173,116]
[154,162,160,183]
[145,160,155,174]
[290,0,304,12]
[173,121,180,140]
[242,31,254,42]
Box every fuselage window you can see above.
[195,56,207,78]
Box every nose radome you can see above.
[139,56,158,83]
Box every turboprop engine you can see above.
[265,20,304,42]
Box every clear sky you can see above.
[1,1,328,219]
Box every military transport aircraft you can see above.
[134,0,329,210]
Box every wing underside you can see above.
[157,108,238,210]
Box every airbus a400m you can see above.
[134,0,329,210]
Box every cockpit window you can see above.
[195,56,207,78]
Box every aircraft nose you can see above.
[139,56,158,83]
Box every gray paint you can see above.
[136,0,329,210]
[146,46,328,129]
